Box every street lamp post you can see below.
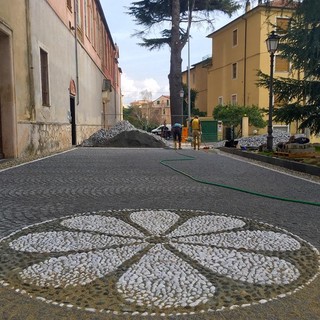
[187,0,191,136]
[179,89,184,125]
[265,31,280,151]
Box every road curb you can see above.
[219,147,320,177]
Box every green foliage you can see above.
[128,0,240,49]
[123,106,142,128]
[123,105,158,131]
[257,0,320,134]
[213,104,266,128]
[181,83,200,116]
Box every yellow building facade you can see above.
[207,1,298,136]
[182,58,211,115]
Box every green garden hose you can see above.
[160,152,320,207]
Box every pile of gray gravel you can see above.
[214,130,291,149]
[237,130,291,148]
[81,121,168,148]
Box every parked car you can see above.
[151,124,172,139]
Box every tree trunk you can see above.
[169,0,183,125]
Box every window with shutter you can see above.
[232,29,238,46]
[275,56,290,72]
[276,17,290,34]
[40,48,49,106]
[232,63,237,79]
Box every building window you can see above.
[76,0,82,28]
[274,94,284,108]
[218,96,223,105]
[275,55,290,72]
[166,99,170,106]
[232,63,237,79]
[40,48,49,106]
[67,0,72,11]
[157,100,160,105]
[276,17,290,34]
[231,94,237,105]
[232,29,238,47]
[84,0,88,36]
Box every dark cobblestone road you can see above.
[0,147,319,320]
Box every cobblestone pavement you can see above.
[0,147,319,320]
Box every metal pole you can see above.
[187,0,191,135]
[267,52,274,151]
[74,0,79,105]
[181,95,184,125]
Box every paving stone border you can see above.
[0,209,319,317]
[219,147,320,177]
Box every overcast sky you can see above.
[101,1,248,104]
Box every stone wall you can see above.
[18,122,71,157]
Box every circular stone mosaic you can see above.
[0,209,319,316]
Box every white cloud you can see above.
[121,73,169,104]
[142,78,161,97]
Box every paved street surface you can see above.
[0,147,319,320]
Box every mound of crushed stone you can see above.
[81,121,168,148]
[213,130,291,148]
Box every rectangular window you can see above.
[218,96,223,105]
[40,48,49,106]
[232,63,237,79]
[84,0,88,36]
[275,56,289,72]
[232,29,238,46]
[274,94,284,108]
[231,94,237,105]
[67,0,72,11]
[276,17,290,34]
[76,0,81,27]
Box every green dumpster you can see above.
[199,118,218,142]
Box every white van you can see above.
[151,124,172,139]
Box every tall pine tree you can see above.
[127,0,240,125]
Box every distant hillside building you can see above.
[152,95,171,125]
[132,95,171,126]
[0,0,121,159]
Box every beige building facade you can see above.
[152,95,171,125]
[0,0,121,159]
[135,95,171,126]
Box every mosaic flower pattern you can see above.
[7,210,304,311]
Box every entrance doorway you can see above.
[0,27,15,158]
[0,98,3,159]
[70,96,76,145]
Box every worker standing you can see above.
[191,115,202,150]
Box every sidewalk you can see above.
[0,148,319,319]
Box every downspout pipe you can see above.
[114,61,117,122]
[74,0,79,105]
[25,0,35,119]
[187,0,191,136]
